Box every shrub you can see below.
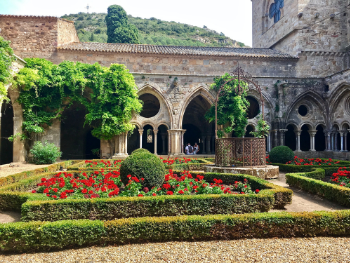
[30,141,62,164]
[269,146,294,164]
[120,152,166,188]
[2,211,350,253]
[131,148,150,155]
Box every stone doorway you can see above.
[182,95,214,154]
[60,103,100,159]
[315,125,326,151]
[0,101,13,164]
[300,124,311,151]
[157,125,168,155]
[142,125,155,153]
[127,126,140,155]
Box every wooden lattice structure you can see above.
[215,138,266,167]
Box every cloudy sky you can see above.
[1,0,253,46]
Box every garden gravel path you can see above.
[0,162,50,178]
[1,237,350,262]
[270,173,346,212]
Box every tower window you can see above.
[269,0,284,23]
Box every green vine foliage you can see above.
[15,58,142,140]
[205,73,249,138]
[250,115,270,138]
[0,36,14,104]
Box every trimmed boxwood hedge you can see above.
[19,171,292,221]
[286,172,350,207]
[2,211,350,253]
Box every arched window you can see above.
[269,0,284,23]
[147,129,153,143]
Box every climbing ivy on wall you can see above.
[14,58,143,140]
[205,73,249,138]
[0,36,14,104]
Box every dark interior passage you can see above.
[157,125,168,154]
[285,125,296,151]
[315,125,326,151]
[246,96,260,119]
[142,125,154,153]
[244,125,254,138]
[300,125,310,151]
[182,95,214,154]
[0,101,13,164]
[61,103,100,159]
[127,126,140,155]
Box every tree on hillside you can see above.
[105,5,139,44]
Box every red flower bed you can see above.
[331,167,350,188]
[33,170,259,199]
[160,157,199,167]
[85,160,122,168]
[286,157,340,166]
[266,155,340,166]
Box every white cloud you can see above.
[6,0,252,46]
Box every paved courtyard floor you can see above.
[0,162,50,178]
[1,237,350,262]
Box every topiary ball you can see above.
[269,146,294,164]
[120,152,166,188]
[131,148,150,155]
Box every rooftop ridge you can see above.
[57,42,298,59]
[0,14,74,23]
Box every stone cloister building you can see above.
[1,0,350,163]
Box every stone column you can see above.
[168,129,185,155]
[309,130,317,152]
[12,116,25,162]
[138,129,144,149]
[296,131,301,152]
[153,130,158,155]
[340,131,346,152]
[279,129,287,146]
[325,131,332,151]
[112,132,128,158]
[273,130,278,147]
[161,133,167,155]
[335,132,339,151]
[345,132,349,151]
[267,132,271,152]
[201,135,206,154]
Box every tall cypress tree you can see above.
[106,5,139,44]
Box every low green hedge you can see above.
[0,160,78,187]
[21,194,274,222]
[286,173,350,207]
[2,211,350,253]
[20,171,292,221]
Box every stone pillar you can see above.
[279,129,287,146]
[112,132,128,158]
[12,116,25,162]
[154,130,158,155]
[267,132,271,152]
[340,131,346,152]
[168,129,185,155]
[345,132,349,151]
[138,129,143,149]
[296,131,301,152]
[325,131,332,151]
[273,130,278,147]
[201,136,206,154]
[309,130,317,152]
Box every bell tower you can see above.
[252,0,349,56]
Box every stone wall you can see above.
[0,15,78,59]
[57,19,79,45]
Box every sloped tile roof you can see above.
[58,42,298,59]
[0,14,58,19]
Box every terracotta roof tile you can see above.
[58,42,298,59]
[0,14,58,19]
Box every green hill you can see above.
[61,12,247,47]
